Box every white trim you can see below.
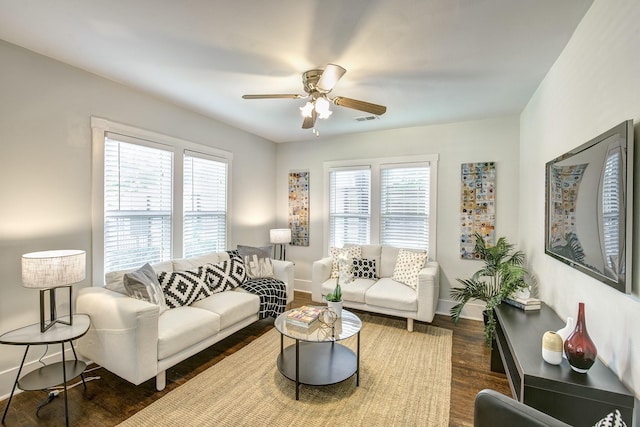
[90,117,233,284]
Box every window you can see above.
[328,167,371,247]
[183,151,227,258]
[601,146,622,270]
[92,118,232,282]
[104,136,173,272]
[325,155,437,256]
[380,165,429,250]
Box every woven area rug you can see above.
[118,313,452,427]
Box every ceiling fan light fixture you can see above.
[315,96,332,119]
[300,101,314,118]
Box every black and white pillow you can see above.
[158,267,211,309]
[353,258,376,279]
[594,410,627,427]
[205,255,246,293]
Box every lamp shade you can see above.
[270,228,292,244]
[22,249,86,289]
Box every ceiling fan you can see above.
[242,64,387,131]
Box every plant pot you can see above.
[327,300,343,318]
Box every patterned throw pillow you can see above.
[594,410,627,427]
[329,246,362,279]
[205,254,247,293]
[158,267,212,309]
[123,263,168,314]
[392,249,428,289]
[353,258,376,279]
[237,245,274,279]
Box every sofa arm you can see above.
[76,286,159,385]
[311,257,333,303]
[272,259,295,304]
[415,260,440,323]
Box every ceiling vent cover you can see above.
[355,115,380,122]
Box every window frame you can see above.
[323,155,438,257]
[91,117,233,284]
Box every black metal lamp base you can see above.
[39,286,73,333]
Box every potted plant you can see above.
[325,252,350,317]
[450,232,528,346]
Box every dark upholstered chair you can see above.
[474,389,571,427]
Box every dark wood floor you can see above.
[1,292,510,426]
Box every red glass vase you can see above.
[564,302,597,373]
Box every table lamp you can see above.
[270,228,291,261]
[22,249,86,333]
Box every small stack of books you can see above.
[503,295,541,311]
[286,306,323,329]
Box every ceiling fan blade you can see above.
[316,64,346,92]
[333,96,387,115]
[242,94,302,99]
[302,110,318,129]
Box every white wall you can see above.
[520,0,640,419]
[276,116,521,319]
[0,40,277,398]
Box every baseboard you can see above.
[294,279,311,293]
[436,299,485,321]
[0,345,82,401]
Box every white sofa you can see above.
[312,245,439,331]
[76,251,294,391]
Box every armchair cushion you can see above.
[392,249,427,288]
[329,246,361,279]
[353,258,376,279]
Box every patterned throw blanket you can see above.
[240,277,287,319]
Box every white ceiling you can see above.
[0,0,593,143]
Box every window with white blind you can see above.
[104,136,173,272]
[328,167,371,247]
[92,118,232,281]
[183,152,227,258]
[380,164,429,250]
[324,155,438,256]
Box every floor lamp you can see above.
[270,228,291,261]
[21,250,86,333]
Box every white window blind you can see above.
[602,147,621,269]
[329,168,371,247]
[380,164,429,250]
[183,152,227,258]
[104,135,173,272]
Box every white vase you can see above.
[541,331,563,365]
[327,300,343,318]
[556,316,575,359]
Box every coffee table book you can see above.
[286,305,322,328]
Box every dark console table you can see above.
[491,302,634,426]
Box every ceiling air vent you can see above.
[355,115,380,122]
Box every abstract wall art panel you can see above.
[288,170,309,246]
[460,162,496,259]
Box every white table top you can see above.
[0,314,90,345]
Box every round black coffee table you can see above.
[274,307,362,400]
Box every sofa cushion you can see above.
[330,246,361,279]
[380,246,401,278]
[323,277,376,304]
[172,253,223,271]
[191,290,260,330]
[123,263,168,314]
[365,277,418,311]
[157,306,220,360]
[159,267,212,309]
[105,260,174,295]
[353,258,377,279]
[392,249,428,289]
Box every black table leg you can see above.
[61,342,69,427]
[295,339,299,400]
[356,330,360,386]
[2,345,29,424]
